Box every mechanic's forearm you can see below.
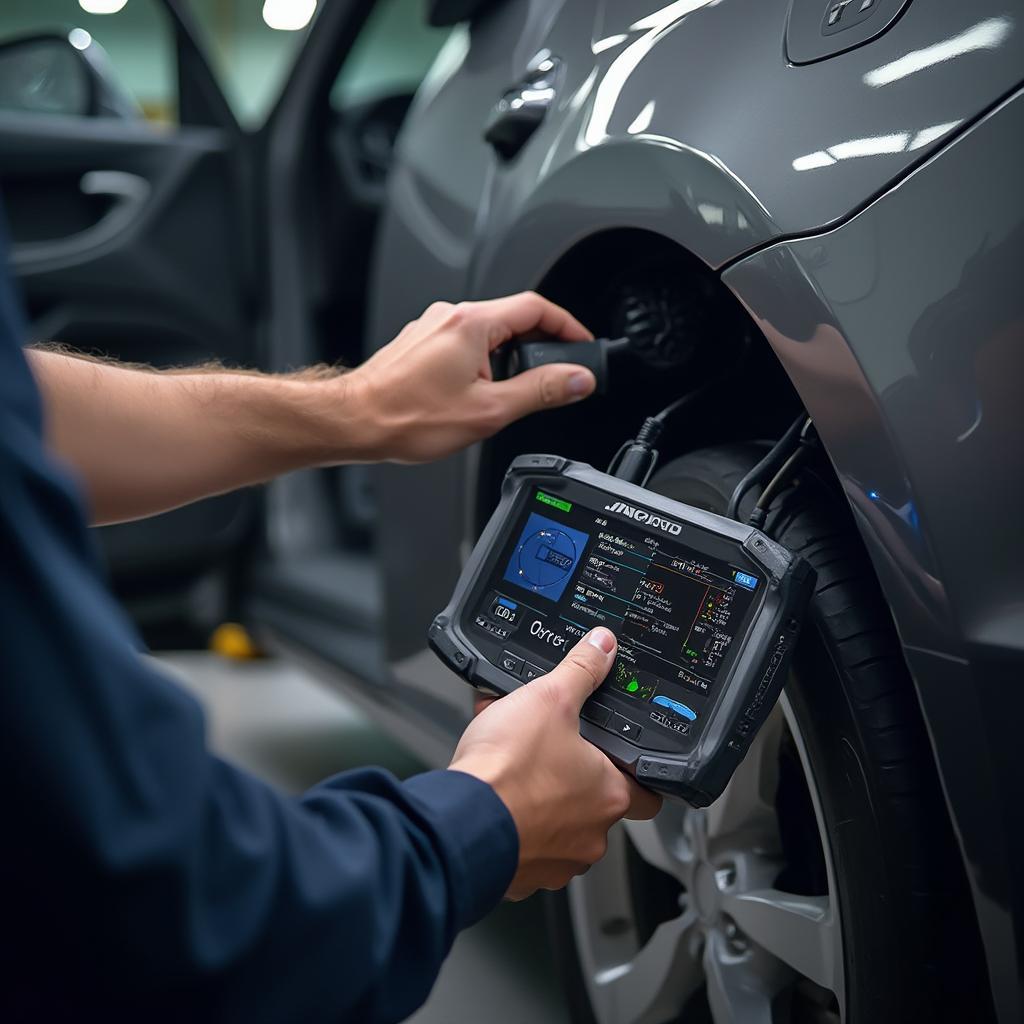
[27,350,370,524]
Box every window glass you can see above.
[331,0,450,110]
[0,0,177,124]
[185,0,449,127]
[185,0,310,128]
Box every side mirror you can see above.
[0,31,140,119]
[0,34,91,117]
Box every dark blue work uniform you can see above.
[0,222,518,1022]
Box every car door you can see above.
[0,0,431,647]
[0,0,262,644]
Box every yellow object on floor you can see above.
[209,622,263,660]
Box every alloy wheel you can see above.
[568,693,845,1024]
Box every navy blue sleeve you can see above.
[0,237,518,1022]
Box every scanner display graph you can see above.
[481,491,762,730]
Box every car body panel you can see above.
[365,1,1024,1011]
[368,0,1023,675]
[376,0,1024,308]
[723,86,1024,1022]
[472,0,1024,281]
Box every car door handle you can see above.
[484,56,561,160]
[80,169,150,208]
[11,170,151,273]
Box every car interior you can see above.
[0,0,449,657]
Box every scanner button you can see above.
[521,662,546,682]
[499,651,524,676]
[581,701,612,728]
[609,714,643,743]
[489,596,519,625]
[652,695,698,721]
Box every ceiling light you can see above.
[828,132,908,160]
[908,120,961,151]
[863,17,1011,87]
[592,33,628,54]
[262,0,316,31]
[79,0,128,13]
[627,100,656,134]
[68,28,93,50]
[792,150,836,171]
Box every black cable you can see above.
[746,444,810,530]
[650,376,717,424]
[726,413,807,521]
[606,388,706,484]
[608,341,750,485]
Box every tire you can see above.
[548,443,986,1024]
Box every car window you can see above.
[185,0,449,127]
[0,0,177,124]
[331,0,450,111]
[184,0,311,128]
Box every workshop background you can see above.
[0,2,566,1021]
[4,0,1018,1020]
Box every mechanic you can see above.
[0,212,661,1022]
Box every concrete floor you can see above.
[160,652,572,1024]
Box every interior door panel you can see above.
[0,108,256,612]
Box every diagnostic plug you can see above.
[500,337,629,395]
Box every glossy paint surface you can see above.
[724,88,1024,1022]
[366,3,1024,1012]
[368,0,1022,666]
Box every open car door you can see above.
[0,1,261,644]
[0,0,446,647]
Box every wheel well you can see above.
[476,228,992,1018]
[476,228,806,525]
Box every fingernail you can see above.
[567,371,593,399]
[586,627,615,653]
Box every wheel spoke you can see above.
[722,888,840,995]
[569,825,644,975]
[589,911,704,1024]
[703,929,788,1024]
[705,705,783,849]
[623,802,694,882]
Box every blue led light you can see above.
[734,571,758,590]
[497,597,517,609]
[868,489,880,501]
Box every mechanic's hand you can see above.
[348,292,594,462]
[450,627,662,900]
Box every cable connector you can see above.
[501,337,629,395]
[608,417,663,485]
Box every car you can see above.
[356,2,1024,1022]
[3,1,1021,1022]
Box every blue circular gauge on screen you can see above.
[502,512,590,601]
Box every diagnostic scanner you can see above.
[429,455,815,805]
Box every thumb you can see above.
[492,363,596,422]
[542,627,617,710]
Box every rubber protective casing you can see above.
[429,455,816,805]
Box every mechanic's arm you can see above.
[26,293,595,525]
[2,378,657,1021]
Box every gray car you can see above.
[353,2,1024,1022]
[3,0,1021,1021]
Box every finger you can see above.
[505,860,585,901]
[622,776,664,821]
[416,300,456,327]
[544,861,591,889]
[540,627,617,710]
[485,364,596,424]
[473,694,499,717]
[471,292,593,348]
